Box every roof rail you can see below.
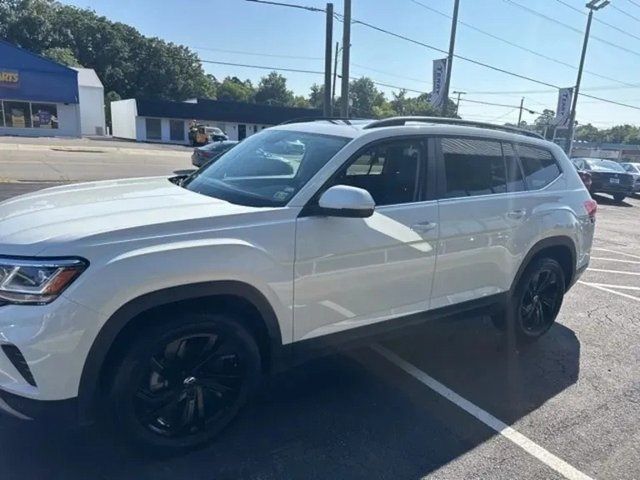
[362,116,544,139]
[279,116,369,126]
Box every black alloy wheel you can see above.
[519,267,562,336]
[514,257,566,344]
[491,257,566,346]
[108,313,261,453]
[135,332,244,438]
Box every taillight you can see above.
[584,199,597,221]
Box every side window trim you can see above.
[300,135,432,216]
[435,136,510,200]
[504,140,529,192]
[514,142,563,191]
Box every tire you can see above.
[492,257,566,346]
[106,312,261,454]
[613,193,626,203]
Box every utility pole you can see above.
[340,0,352,117]
[453,90,465,115]
[324,3,333,116]
[518,97,525,126]
[441,0,460,116]
[332,42,340,115]
[565,0,610,154]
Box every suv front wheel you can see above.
[106,312,261,453]
[492,257,566,346]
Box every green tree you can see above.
[255,72,294,106]
[216,77,255,102]
[308,83,325,110]
[41,46,82,66]
[349,77,385,117]
[575,123,600,142]
[293,95,311,108]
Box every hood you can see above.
[0,177,263,255]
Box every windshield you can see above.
[183,130,349,207]
[585,159,626,172]
[623,163,640,173]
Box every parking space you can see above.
[0,184,639,479]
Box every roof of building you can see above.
[134,98,322,125]
[0,40,79,103]
[71,67,103,89]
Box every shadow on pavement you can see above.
[0,316,580,480]
[592,193,634,207]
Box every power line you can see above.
[351,17,561,89]
[351,62,429,85]
[553,0,640,43]
[199,59,324,75]
[409,0,638,87]
[245,0,324,13]
[348,16,640,112]
[459,97,542,114]
[502,0,640,60]
[193,46,323,61]
[625,0,640,9]
[610,3,640,22]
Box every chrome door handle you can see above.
[411,221,438,233]
[507,209,526,219]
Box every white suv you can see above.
[0,117,595,451]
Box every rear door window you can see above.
[517,145,561,190]
[441,138,507,198]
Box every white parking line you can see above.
[592,248,640,260]
[578,281,640,303]
[587,268,640,276]
[591,257,640,265]
[579,282,640,291]
[372,345,594,480]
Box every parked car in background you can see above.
[572,162,593,191]
[571,157,634,203]
[191,140,239,168]
[621,162,640,193]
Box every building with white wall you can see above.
[0,40,80,137]
[0,41,106,138]
[110,98,322,144]
[72,67,106,136]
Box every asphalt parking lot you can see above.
[0,182,639,480]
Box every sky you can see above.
[63,0,640,128]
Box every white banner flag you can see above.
[553,87,573,127]
[429,58,448,108]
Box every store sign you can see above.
[0,70,20,88]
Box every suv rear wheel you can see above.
[107,312,261,453]
[613,193,626,203]
[491,257,566,346]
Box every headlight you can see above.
[0,257,88,305]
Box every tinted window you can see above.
[502,143,525,192]
[517,145,561,190]
[145,118,161,140]
[335,139,422,206]
[442,138,506,198]
[169,119,184,141]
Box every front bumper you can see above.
[0,386,77,423]
[0,296,107,407]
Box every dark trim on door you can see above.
[286,292,508,367]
